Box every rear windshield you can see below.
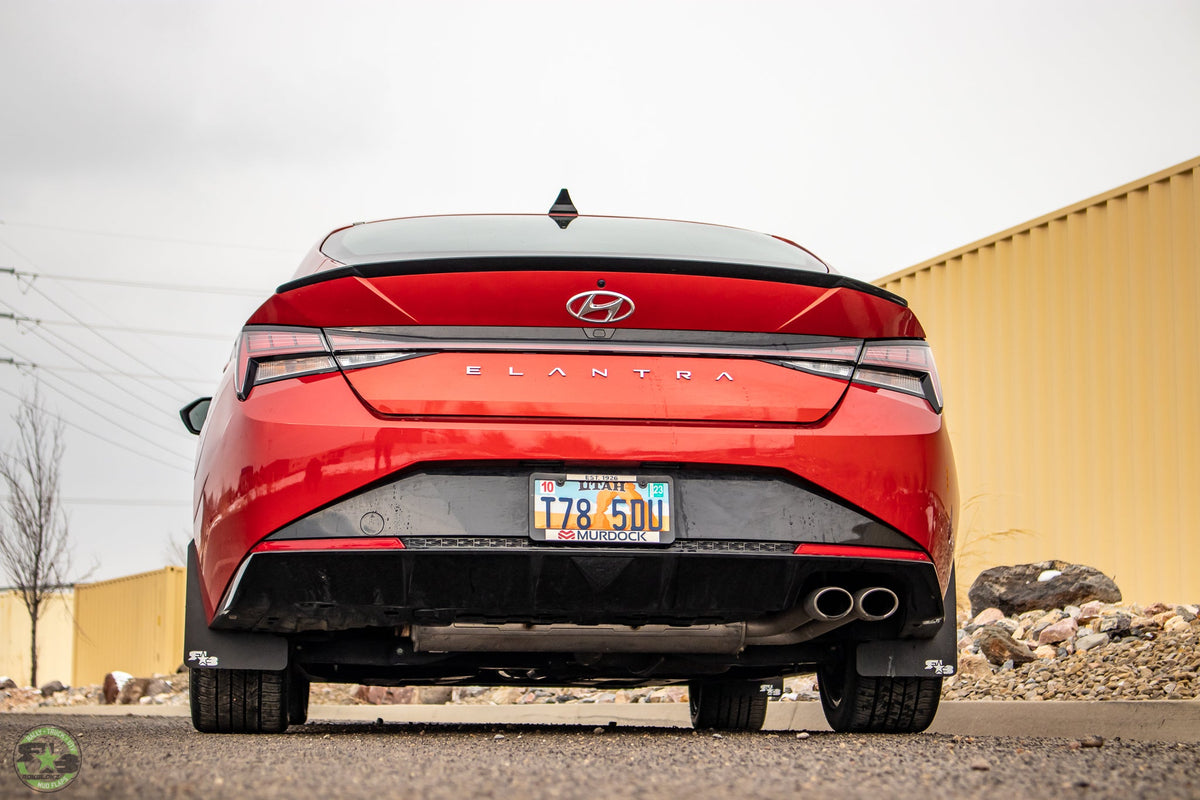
[321,215,829,273]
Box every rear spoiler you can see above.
[276,256,907,307]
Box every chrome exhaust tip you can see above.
[803,586,855,622]
[854,587,899,621]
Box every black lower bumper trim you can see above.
[216,547,942,637]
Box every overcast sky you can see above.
[1,0,1198,582]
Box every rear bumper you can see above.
[214,541,944,638]
[195,371,957,614]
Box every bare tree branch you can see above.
[0,385,72,686]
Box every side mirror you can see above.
[180,397,212,435]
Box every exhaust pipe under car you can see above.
[743,585,900,647]
[410,585,901,655]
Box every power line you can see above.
[8,268,269,297]
[0,304,199,406]
[14,278,203,396]
[7,320,190,406]
[0,218,297,255]
[29,264,226,379]
[1,311,231,342]
[0,382,191,474]
[1,349,195,441]
[4,360,194,453]
[0,357,210,384]
[0,238,271,294]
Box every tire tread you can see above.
[190,668,289,733]
[689,679,769,731]
[820,662,942,733]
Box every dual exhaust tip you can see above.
[806,585,899,624]
[740,584,900,647]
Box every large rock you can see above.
[39,680,67,697]
[102,671,133,705]
[975,626,1036,666]
[118,677,171,705]
[968,561,1121,617]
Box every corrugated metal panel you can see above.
[71,567,186,686]
[0,590,75,686]
[877,156,1200,604]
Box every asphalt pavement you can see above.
[15,699,1200,742]
[2,711,1198,800]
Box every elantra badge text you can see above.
[566,291,635,323]
[465,365,734,381]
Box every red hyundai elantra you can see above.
[181,191,958,733]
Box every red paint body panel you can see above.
[247,272,924,338]
[194,368,956,619]
[341,352,848,423]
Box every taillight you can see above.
[853,340,943,412]
[323,330,420,370]
[235,327,337,399]
[770,342,861,379]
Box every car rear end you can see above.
[184,207,957,733]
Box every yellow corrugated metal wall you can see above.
[71,567,186,686]
[875,156,1200,604]
[0,589,75,686]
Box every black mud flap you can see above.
[855,566,958,679]
[184,543,288,671]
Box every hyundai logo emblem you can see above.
[566,291,635,323]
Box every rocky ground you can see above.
[948,600,1199,701]
[3,600,1196,713]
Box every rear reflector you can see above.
[252,537,406,552]
[793,543,931,562]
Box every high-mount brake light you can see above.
[235,327,337,399]
[852,340,943,412]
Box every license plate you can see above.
[530,473,674,544]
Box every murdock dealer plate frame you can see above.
[530,472,674,544]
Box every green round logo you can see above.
[13,724,81,792]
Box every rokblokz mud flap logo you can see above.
[13,724,81,792]
[924,659,955,676]
[187,649,220,667]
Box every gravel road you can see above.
[2,715,1198,800]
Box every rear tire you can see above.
[190,668,289,733]
[817,648,942,733]
[688,678,770,731]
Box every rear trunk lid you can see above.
[248,265,920,425]
[248,215,920,424]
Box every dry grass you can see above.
[954,493,1033,615]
